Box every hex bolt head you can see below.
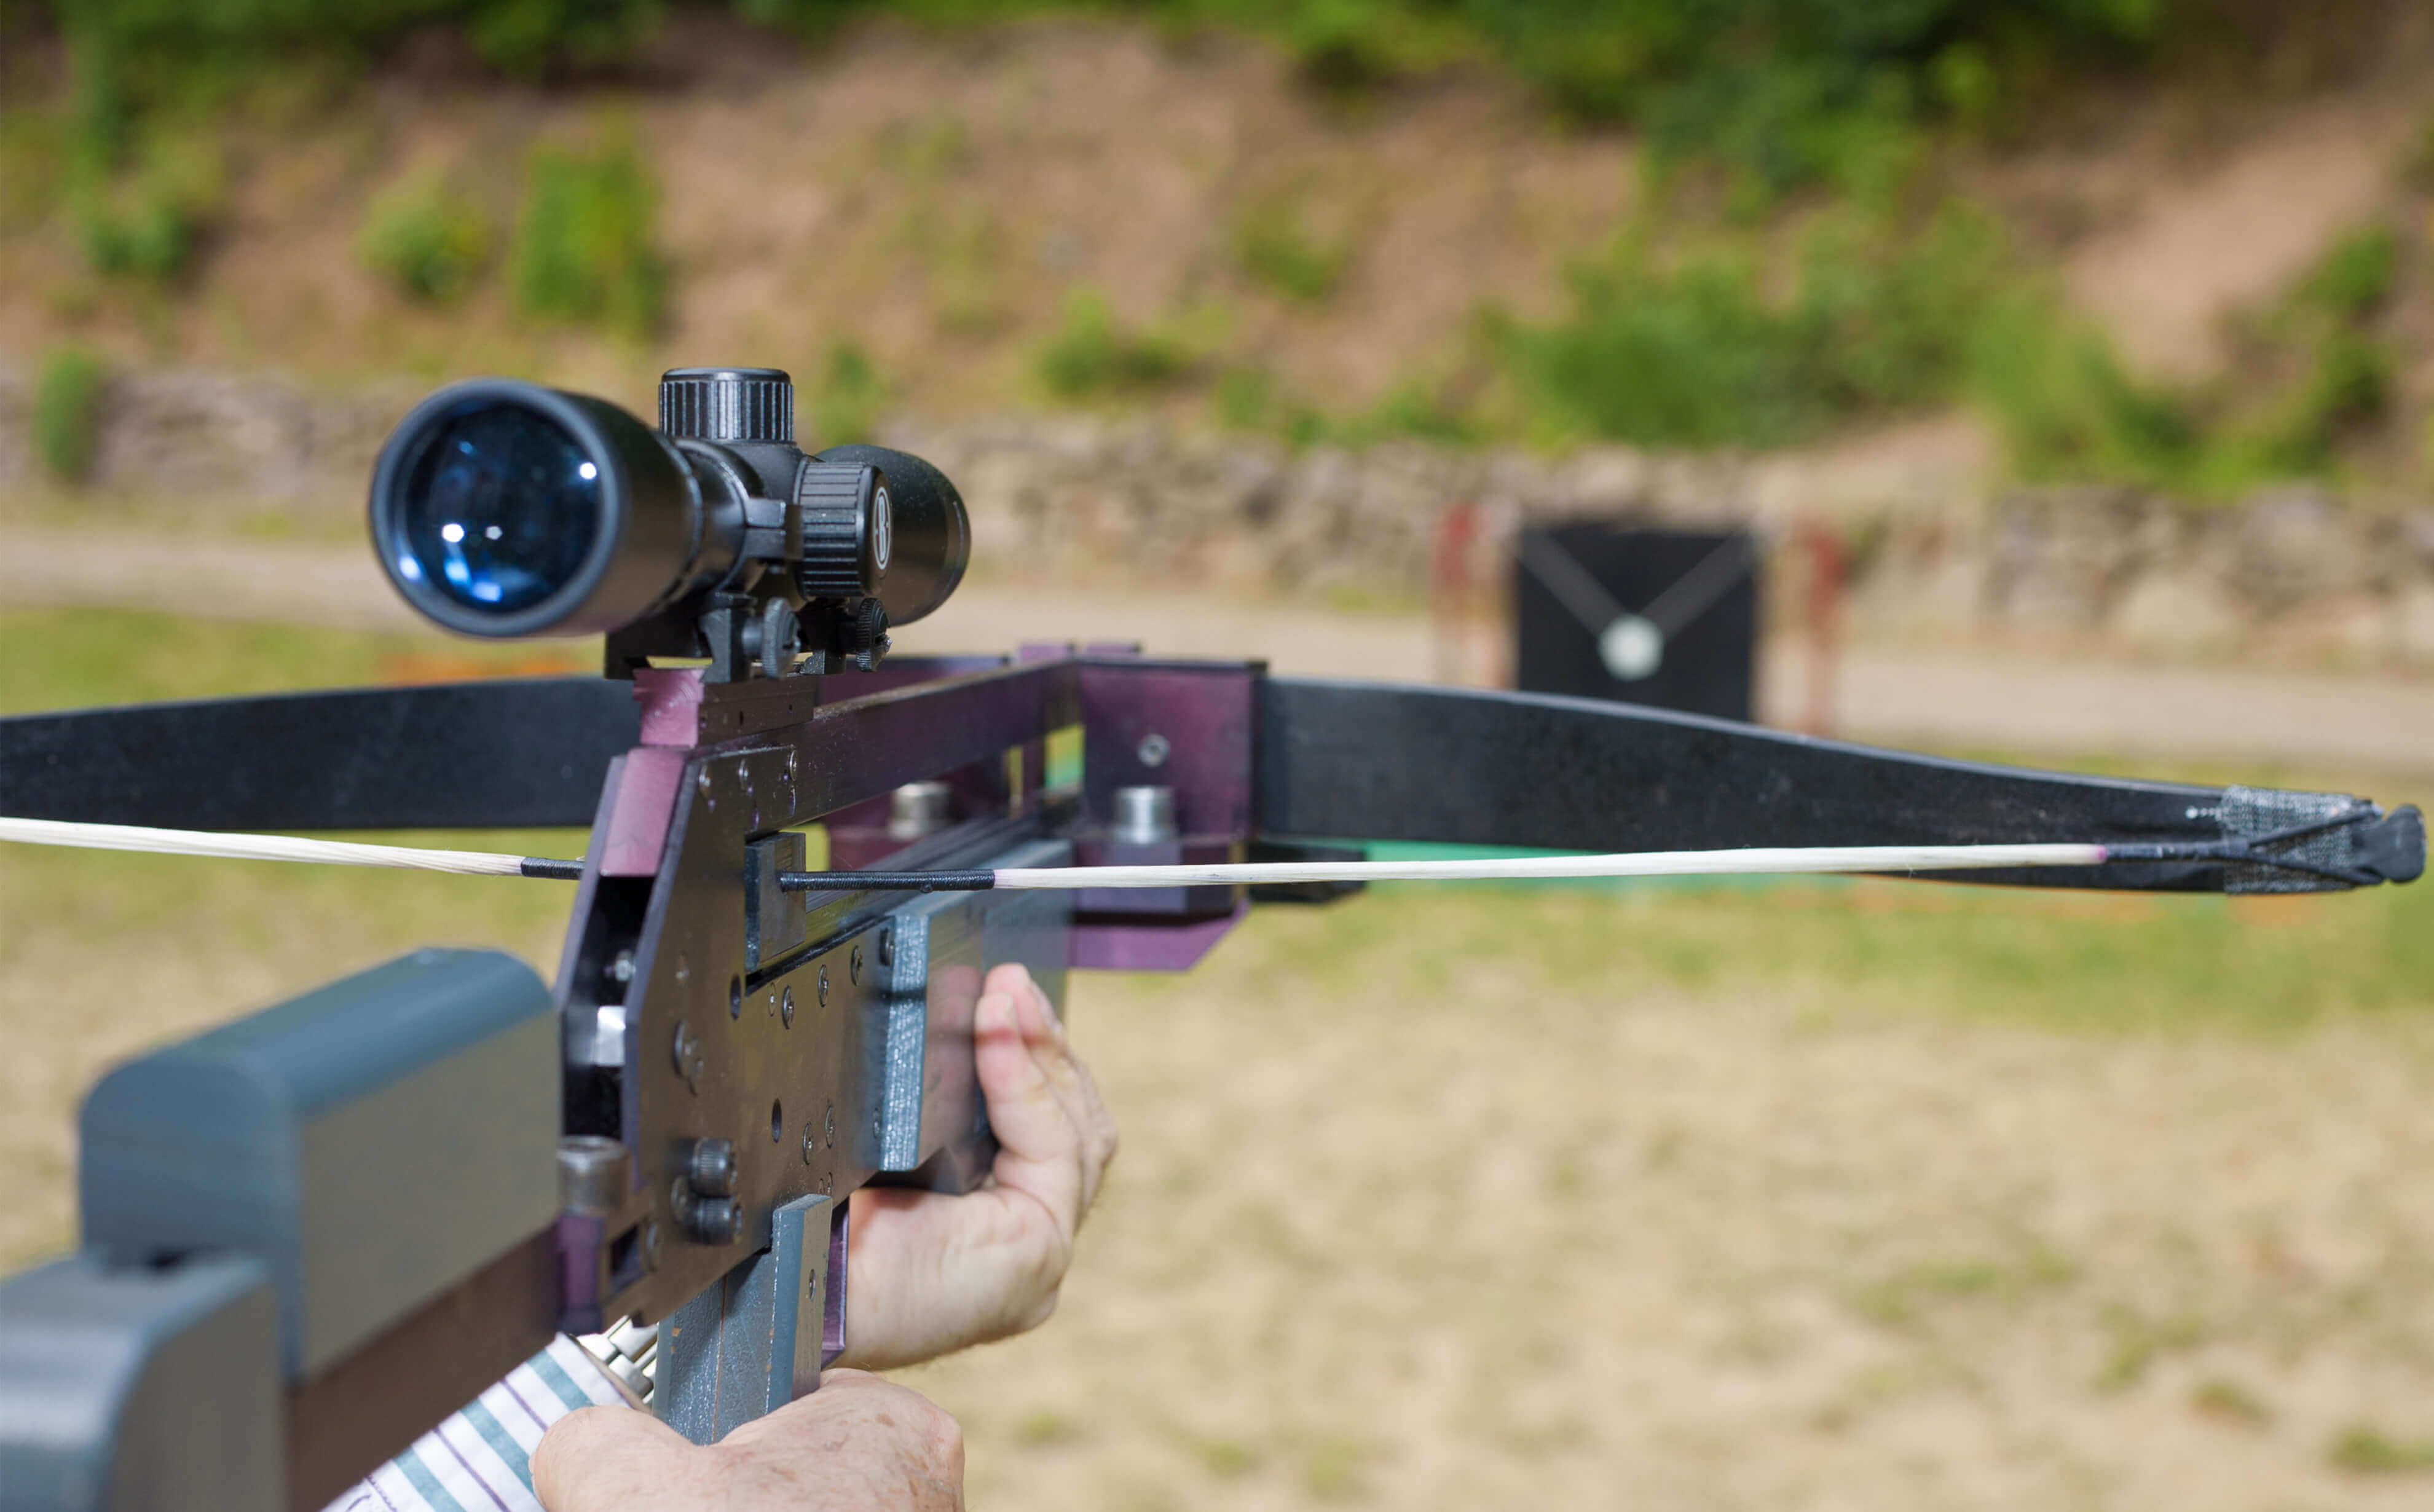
[687,1137,738,1197]
[684,1194,742,1246]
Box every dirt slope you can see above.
[6,16,2429,433]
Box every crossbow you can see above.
[0,366,2419,1511]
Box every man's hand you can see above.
[838,961,1118,1370]
[534,1369,962,1511]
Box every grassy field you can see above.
[4,607,2433,1508]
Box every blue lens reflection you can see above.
[394,403,601,614]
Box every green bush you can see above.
[808,341,888,445]
[1505,202,2011,447]
[2296,225,2398,323]
[1233,201,1350,303]
[1967,296,2207,487]
[73,136,224,286]
[1033,289,1197,399]
[58,0,660,77]
[508,133,668,339]
[33,348,108,486]
[359,175,491,302]
[1968,218,2406,494]
[43,0,2234,195]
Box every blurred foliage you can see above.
[1034,288,1208,398]
[1482,199,2406,496]
[2326,1425,2434,1474]
[508,131,668,339]
[31,348,108,485]
[808,341,889,444]
[50,0,660,80]
[1979,221,2403,493]
[358,173,493,302]
[72,135,227,286]
[0,607,590,715]
[1255,854,2434,1036]
[1232,199,1352,304]
[31,0,2278,195]
[1502,201,2012,447]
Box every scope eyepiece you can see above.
[371,380,701,639]
[368,368,970,680]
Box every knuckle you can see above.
[923,1401,966,1462]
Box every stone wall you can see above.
[6,361,2432,665]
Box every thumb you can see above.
[533,1404,696,1511]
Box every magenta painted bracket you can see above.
[1068,902,1249,971]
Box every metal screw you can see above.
[641,1219,662,1272]
[671,1022,703,1093]
[817,964,830,1007]
[728,976,743,1020]
[686,1138,737,1197]
[557,1136,628,1218]
[781,986,795,1027]
[824,1101,836,1149]
[802,1124,817,1165]
[849,945,863,985]
[681,1191,741,1246]
[1136,732,1171,768]
[878,927,894,967]
[820,1170,834,1197]
[675,952,690,986]
[697,770,713,793]
[605,949,636,985]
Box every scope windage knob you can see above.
[659,366,794,445]
[795,462,890,599]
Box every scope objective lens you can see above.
[391,403,604,613]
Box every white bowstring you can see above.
[993,843,2108,889]
[0,817,530,876]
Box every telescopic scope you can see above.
[368,367,967,678]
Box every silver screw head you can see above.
[781,986,795,1027]
[1136,732,1171,768]
[818,964,830,1007]
[849,945,863,985]
[671,1022,703,1093]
